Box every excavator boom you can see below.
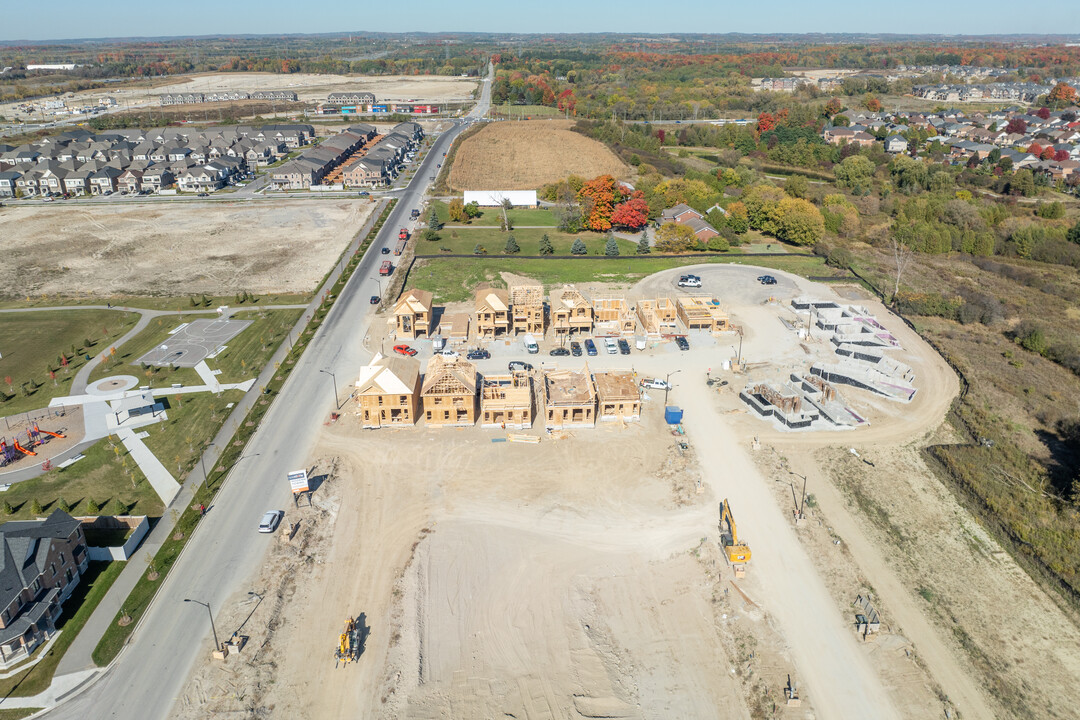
[720,499,751,565]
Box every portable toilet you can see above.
[664,406,684,425]
[432,334,446,351]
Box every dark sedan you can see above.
[550,347,571,357]
[570,341,582,357]
[617,339,631,355]
[466,349,490,360]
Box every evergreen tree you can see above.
[1068,219,1080,245]
[570,238,588,255]
[604,235,620,256]
[57,497,71,513]
[539,234,554,255]
[86,498,101,515]
[636,230,652,255]
[472,243,486,255]
[1,501,11,515]
[504,235,520,254]
[428,207,443,231]
[30,499,43,516]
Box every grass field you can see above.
[424,228,636,256]
[0,310,139,416]
[143,390,244,482]
[447,120,630,191]
[430,200,559,228]
[407,254,830,302]
[489,104,565,119]
[0,561,124,698]
[0,435,160,520]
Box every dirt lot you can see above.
[448,120,630,191]
[173,263,1080,720]
[0,200,374,297]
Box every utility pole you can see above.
[319,369,339,410]
[664,369,681,406]
[789,471,807,521]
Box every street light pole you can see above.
[788,471,807,520]
[184,598,221,652]
[664,369,681,406]
[319,369,339,410]
[199,442,215,486]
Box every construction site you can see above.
[172,263,1080,720]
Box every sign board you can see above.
[287,469,310,494]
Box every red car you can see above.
[393,344,417,357]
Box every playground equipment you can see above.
[33,424,65,439]
[0,440,18,466]
[13,440,36,457]
[335,617,361,667]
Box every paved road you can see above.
[38,62,491,720]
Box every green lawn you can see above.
[490,104,563,119]
[0,561,124,698]
[0,709,42,719]
[430,200,558,228]
[424,228,635,256]
[0,435,160,521]
[408,254,832,303]
[0,310,139,415]
[142,390,244,481]
[0,293,310,313]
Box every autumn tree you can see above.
[655,223,697,253]
[1055,149,1071,162]
[824,97,843,118]
[610,197,649,230]
[756,111,776,135]
[863,96,882,112]
[1041,146,1056,160]
[448,198,467,223]
[1036,106,1052,120]
[1005,118,1028,135]
[742,185,787,235]
[775,198,825,246]
[726,201,749,234]
[1047,82,1079,109]
[1027,142,1043,156]
[577,175,624,232]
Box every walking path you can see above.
[115,429,180,506]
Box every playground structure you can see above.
[335,617,361,667]
[0,424,66,466]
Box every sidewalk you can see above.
[52,199,387,680]
[116,429,181,506]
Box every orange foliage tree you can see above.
[1048,82,1079,108]
[578,175,626,232]
[611,196,649,230]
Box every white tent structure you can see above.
[463,190,538,207]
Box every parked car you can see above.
[570,341,582,357]
[369,295,380,304]
[584,339,598,356]
[605,338,618,355]
[197,192,209,197]
[550,347,571,357]
[508,361,533,372]
[358,191,370,197]
[381,247,391,254]
[393,344,418,357]
[439,349,459,359]
[640,378,671,390]
[758,275,777,285]
[466,349,490,360]
[677,275,702,288]
[258,510,284,533]
[674,336,690,351]
[617,339,631,355]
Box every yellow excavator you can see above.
[336,617,358,667]
[719,499,751,569]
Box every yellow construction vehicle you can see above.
[719,499,751,569]
[335,616,358,667]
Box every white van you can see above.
[524,334,539,354]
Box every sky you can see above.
[2,0,1080,42]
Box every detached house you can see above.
[0,511,88,668]
[393,289,433,339]
[551,286,593,335]
[884,135,909,154]
[421,355,478,426]
[354,353,422,429]
[474,288,511,339]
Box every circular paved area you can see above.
[86,375,139,397]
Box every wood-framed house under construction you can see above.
[393,288,433,339]
[636,297,679,337]
[592,370,641,422]
[510,284,545,335]
[592,296,636,336]
[676,295,732,333]
[421,354,477,426]
[480,371,533,429]
[475,288,511,339]
[354,353,421,429]
[551,286,593,335]
[542,364,596,429]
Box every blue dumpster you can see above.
[664,406,683,425]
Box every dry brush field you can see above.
[448,119,630,191]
